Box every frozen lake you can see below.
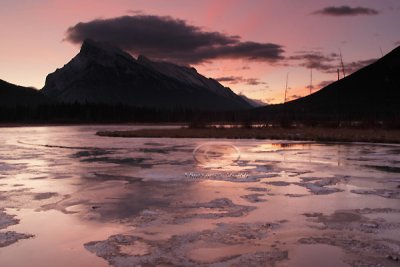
[0,125,399,266]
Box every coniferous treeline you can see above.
[0,103,242,123]
[0,102,399,129]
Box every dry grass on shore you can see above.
[97,127,400,144]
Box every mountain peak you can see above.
[42,40,251,110]
[79,39,134,62]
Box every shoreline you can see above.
[0,122,186,128]
[96,127,400,144]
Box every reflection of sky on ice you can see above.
[0,125,400,266]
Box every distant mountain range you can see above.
[256,45,400,119]
[238,93,267,107]
[41,39,252,110]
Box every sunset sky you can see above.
[1,0,399,104]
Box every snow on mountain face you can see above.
[42,39,140,98]
[137,55,236,98]
[41,39,251,110]
[79,39,135,66]
[76,40,238,99]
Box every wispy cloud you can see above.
[65,15,284,64]
[288,51,339,72]
[317,80,334,88]
[126,10,143,15]
[288,94,302,101]
[215,76,266,86]
[345,58,377,73]
[289,51,377,75]
[313,6,379,16]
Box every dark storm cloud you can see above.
[313,6,379,16]
[66,15,237,52]
[65,15,284,64]
[216,76,266,86]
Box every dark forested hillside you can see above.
[255,45,400,121]
[0,79,51,107]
